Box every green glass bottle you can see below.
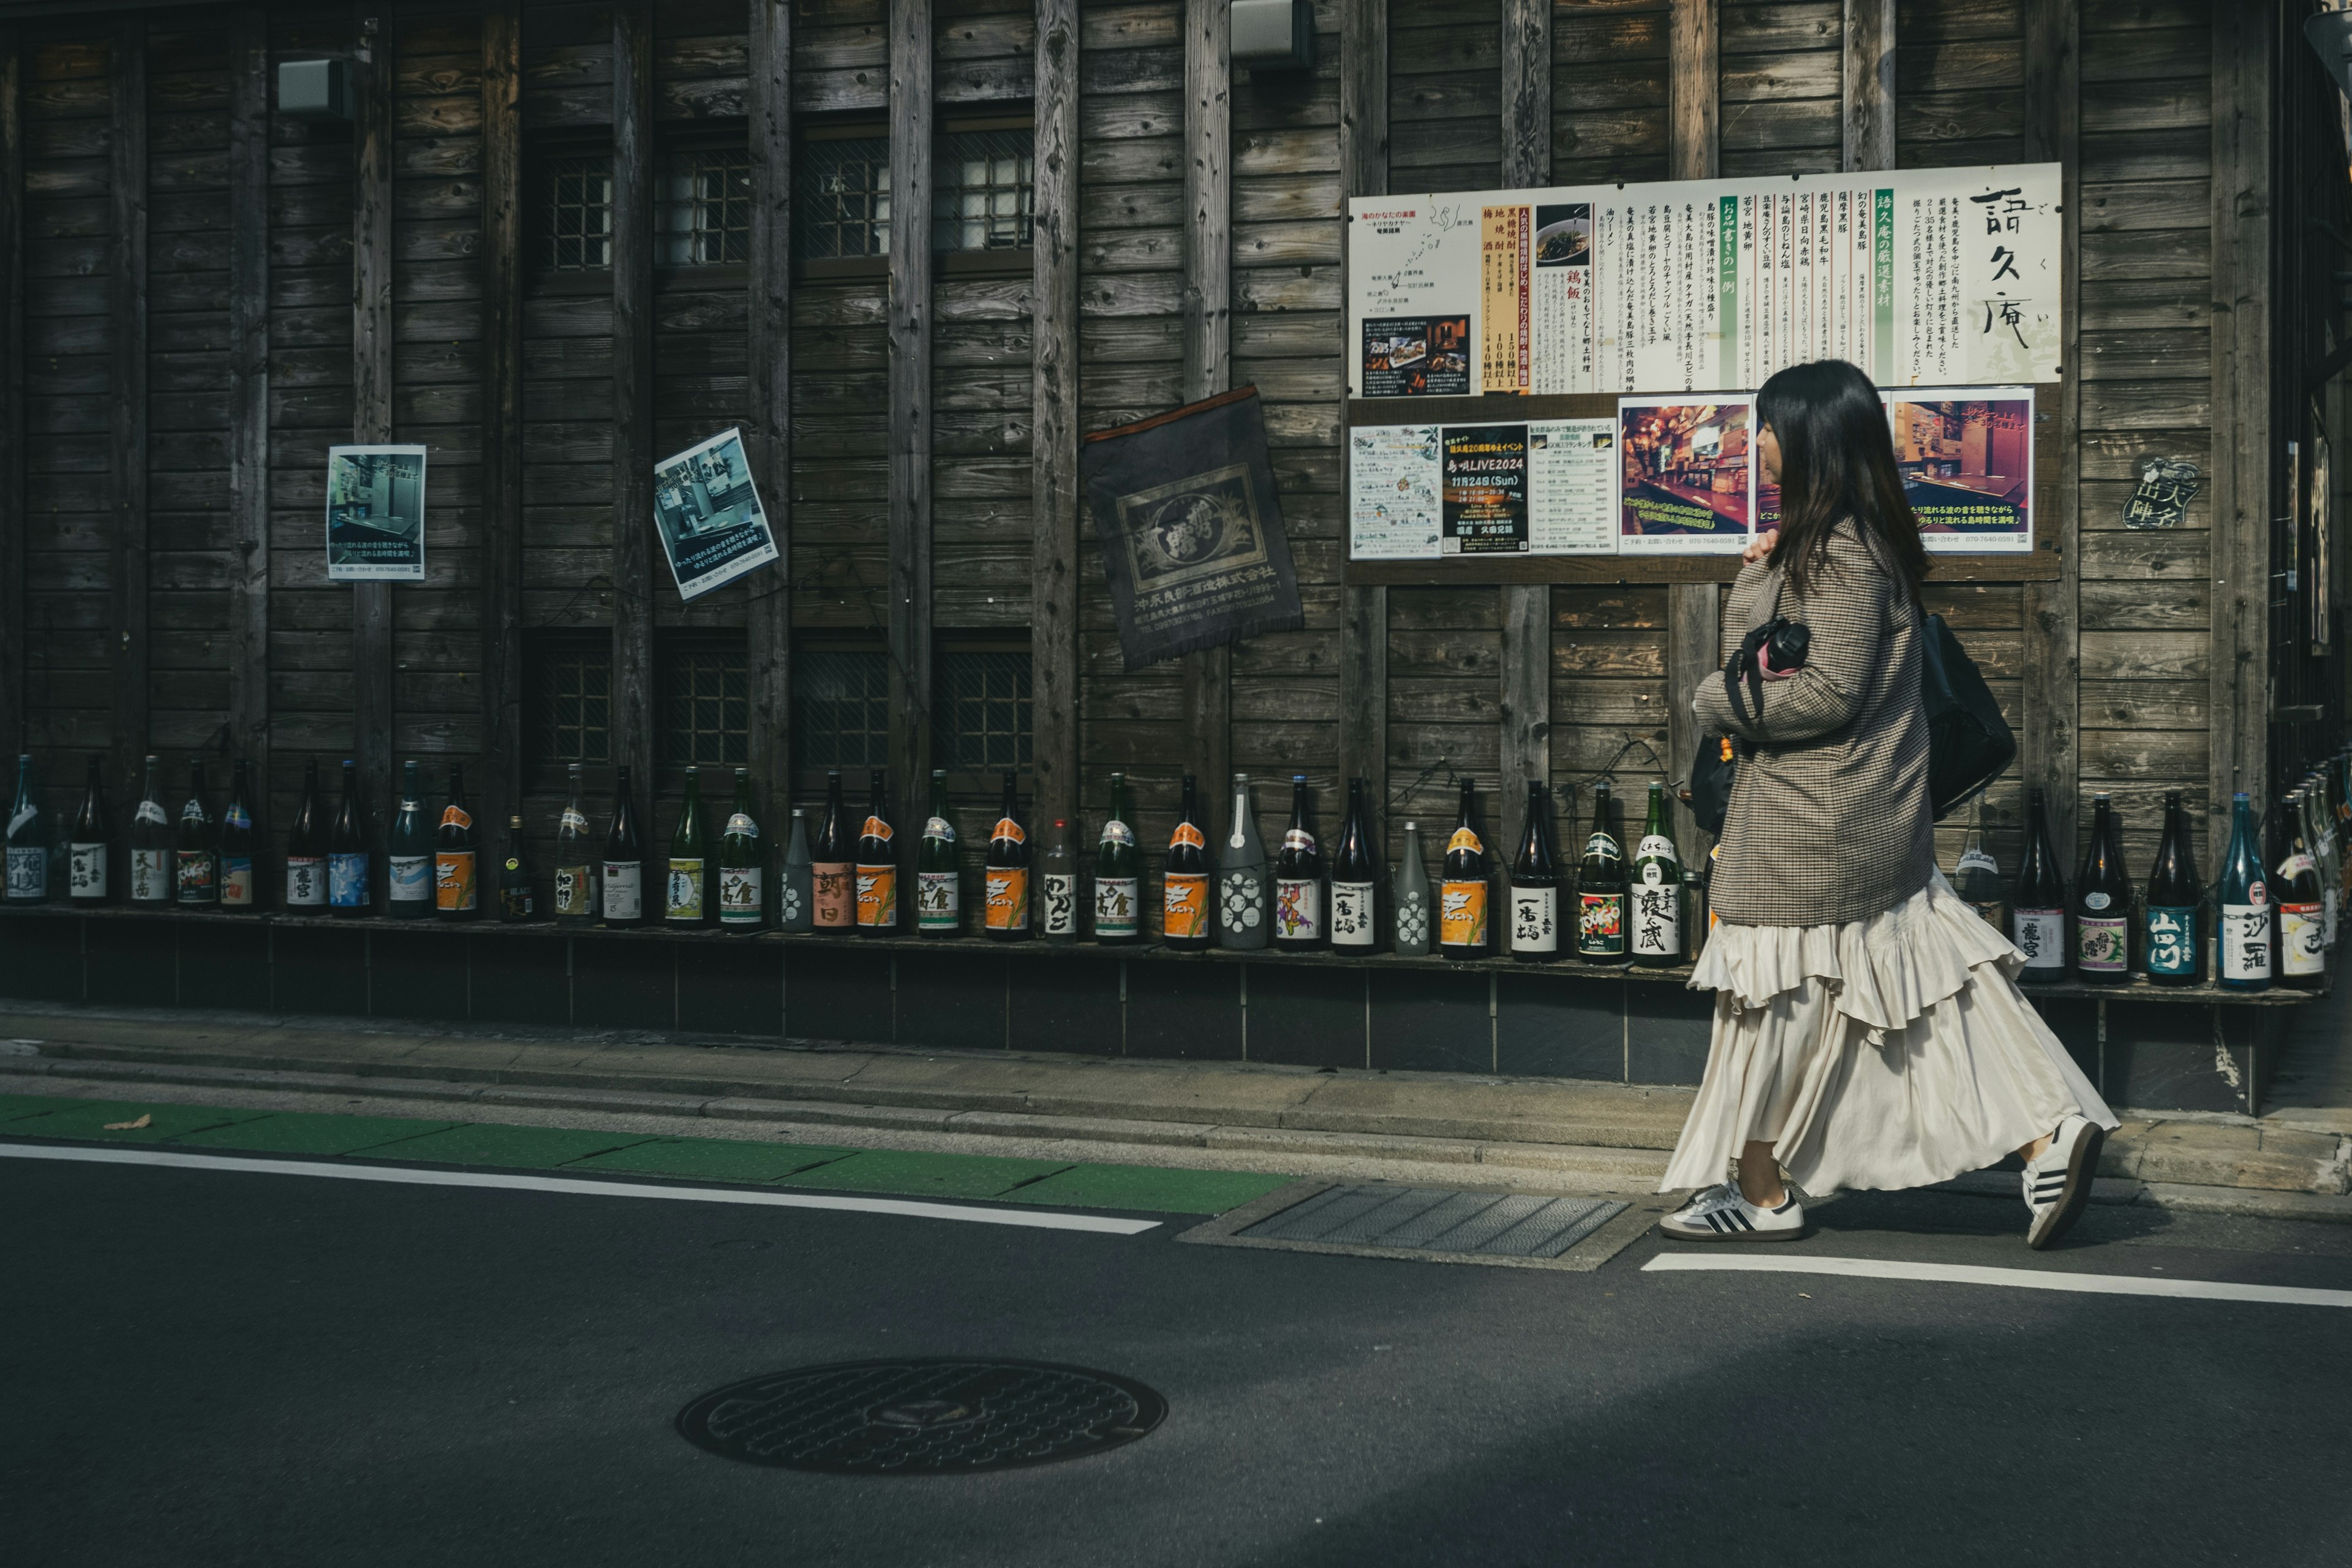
[6,754,49,904]
[176,758,218,908]
[917,768,960,937]
[1629,782,1682,967]
[433,762,478,920]
[1093,772,1141,943]
[1575,782,1626,964]
[218,758,258,911]
[386,760,434,919]
[666,766,709,923]
[499,814,535,921]
[718,767,765,930]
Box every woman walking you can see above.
[1659,360,2117,1250]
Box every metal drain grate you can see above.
[676,1358,1166,1474]
[1238,1185,1627,1260]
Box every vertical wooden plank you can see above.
[2021,0,2080,861]
[1664,0,1718,869]
[1182,0,1231,829]
[2207,2,2275,835]
[479,1,525,840]
[1498,0,1550,850]
[227,6,271,802]
[1336,0,1388,820]
[352,7,395,890]
[611,0,655,817]
[108,14,150,802]
[886,0,933,910]
[1840,0,1894,175]
[0,27,21,757]
[746,0,794,813]
[1031,0,1080,832]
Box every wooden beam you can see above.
[2021,0,2081,861]
[886,0,933,923]
[352,7,395,895]
[0,27,21,758]
[227,6,270,810]
[108,13,149,802]
[1664,0,1718,868]
[478,1,524,843]
[1498,0,1551,851]
[746,0,794,818]
[1182,0,1231,832]
[2207,2,2276,840]
[1841,0,1894,175]
[1031,0,1080,832]
[1337,0,1388,826]
[612,0,655,823]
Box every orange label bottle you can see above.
[984,867,1029,932]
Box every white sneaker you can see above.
[1659,1180,1808,1242]
[2022,1114,2105,1250]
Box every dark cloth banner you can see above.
[1079,387,1306,671]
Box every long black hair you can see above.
[1755,358,1928,603]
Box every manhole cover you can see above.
[676,1358,1166,1474]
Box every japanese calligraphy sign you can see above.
[1348,164,2062,397]
[2121,456,2202,530]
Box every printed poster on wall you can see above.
[1618,398,1755,555]
[1887,387,2035,554]
[652,428,781,600]
[1350,419,1618,560]
[1441,426,1529,553]
[325,445,428,582]
[1349,424,1442,559]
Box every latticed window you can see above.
[933,650,1031,770]
[794,649,891,769]
[541,154,613,271]
[658,148,753,266]
[659,646,750,769]
[531,638,611,764]
[795,136,891,260]
[934,127,1032,252]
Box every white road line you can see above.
[1643,1251,2352,1308]
[0,1142,1161,1235]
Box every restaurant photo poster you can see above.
[1080,387,1305,670]
[1618,398,1754,554]
[1888,388,2035,553]
[652,428,780,600]
[325,445,428,582]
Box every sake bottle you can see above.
[68,755,111,904]
[1950,798,2007,931]
[1217,772,1270,950]
[1040,818,1079,944]
[1630,782,1682,967]
[499,815,535,921]
[176,758,218,908]
[1272,775,1324,951]
[666,766,708,924]
[1439,778,1490,961]
[129,755,172,907]
[2218,791,2271,993]
[778,806,815,933]
[916,769,959,937]
[2276,789,2326,990]
[1392,821,1434,957]
[552,763,595,925]
[218,759,257,911]
[1576,782,1626,965]
[811,769,855,930]
[4,754,47,904]
[982,771,1029,940]
[1162,773,1211,950]
[1508,780,1560,964]
[2073,792,2128,983]
[1330,778,1378,954]
[327,759,371,916]
[386,760,433,919]
[601,764,644,927]
[2299,782,2338,952]
[2143,790,2202,986]
[1093,772,1140,944]
[2011,787,2068,984]
[855,770,897,934]
[718,767,766,930]
[284,760,327,911]
[434,762,479,920]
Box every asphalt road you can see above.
[7,1158,2350,1568]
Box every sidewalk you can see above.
[1,1000,2346,1217]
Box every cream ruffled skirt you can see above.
[1659,870,2120,1195]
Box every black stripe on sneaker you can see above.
[1730,1208,1753,1231]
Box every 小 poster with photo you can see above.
[1360,316,1471,398]
[1441,425,1529,554]
[652,428,781,600]
[1887,387,2035,553]
[1525,419,1616,554]
[326,445,428,582]
[1617,398,1754,554]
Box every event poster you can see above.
[1349,418,1619,559]
[1441,426,1529,553]
[653,428,781,600]
[1349,424,1442,559]
[1618,398,1755,554]
[325,445,427,582]
[1887,388,2034,553]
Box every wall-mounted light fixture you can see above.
[1232,0,1315,79]
[277,59,351,121]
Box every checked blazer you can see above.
[1693,519,1936,928]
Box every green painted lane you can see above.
[998,1163,1294,1215]
[566,1137,858,1185]
[4,1099,277,1144]
[780,1148,1078,1201]
[356,1123,657,1169]
[171,1114,466,1157]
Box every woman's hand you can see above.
[1743,528,1779,565]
